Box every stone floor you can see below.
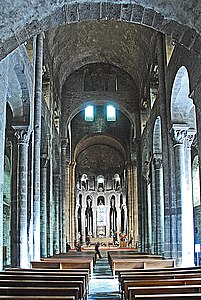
[87,251,120,300]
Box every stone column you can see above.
[61,139,67,251]
[127,163,138,248]
[75,195,79,241]
[66,162,70,245]
[153,154,164,256]
[10,137,18,267]
[141,177,146,252]
[182,130,195,266]
[92,200,97,237]
[127,165,133,241]
[150,160,157,253]
[81,201,86,243]
[157,33,172,258]
[106,198,111,237]
[33,33,43,260]
[0,58,9,270]
[14,126,30,268]
[116,201,121,234]
[69,162,76,246]
[171,124,189,265]
[124,205,128,235]
[53,173,60,254]
[66,161,76,246]
[142,160,152,253]
[40,155,48,257]
[147,179,152,253]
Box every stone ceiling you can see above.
[76,144,125,177]
[45,21,156,97]
[1,1,201,61]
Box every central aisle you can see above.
[88,251,120,300]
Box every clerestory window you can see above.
[107,105,116,121]
[85,105,94,121]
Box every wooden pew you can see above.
[5,268,90,289]
[0,287,80,300]
[31,258,93,275]
[2,271,89,296]
[107,251,163,267]
[118,265,201,279]
[135,294,201,299]
[128,285,201,300]
[118,266,201,283]
[120,272,201,295]
[0,297,75,300]
[0,280,84,300]
[119,271,201,292]
[3,269,90,298]
[111,259,175,276]
[124,278,201,299]
[47,251,96,263]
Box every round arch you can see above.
[74,134,126,162]
[171,66,196,128]
[1,1,200,61]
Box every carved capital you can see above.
[153,153,162,169]
[170,124,189,145]
[41,153,49,168]
[186,130,196,148]
[61,138,68,150]
[13,126,30,144]
[192,137,198,150]
[6,137,12,148]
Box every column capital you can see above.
[61,137,69,149]
[54,172,61,181]
[153,153,163,170]
[6,137,12,148]
[13,125,30,144]
[170,124,189,145]
[142,160,150,179]
[186,129,196,148]
[41,153,49,168]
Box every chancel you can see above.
[75,173,128,243]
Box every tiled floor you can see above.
[87,253,121,300]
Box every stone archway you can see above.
[1,1,201,61]
[170,66,196,266]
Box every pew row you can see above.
[3,269,90,299]
[111,259,175,276]
[119,269,201,293]
[128,285,201,300]
[135,294,201,300]
[0,297,75,300]
[30,258,93,276]
[123,278,201,299]
[0,287,80,300]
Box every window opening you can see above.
[85,105,94,121]
[107,105,116,121]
